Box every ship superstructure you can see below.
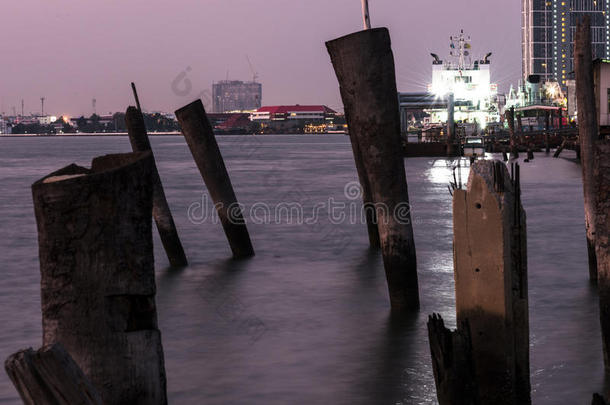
[427,30,500,128]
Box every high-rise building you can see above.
[522,0,610,88]
[212,80,262,113]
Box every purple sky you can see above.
[2,0,521,117]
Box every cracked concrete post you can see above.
[452,160,530,404]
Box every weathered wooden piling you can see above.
[125,106,188,267]
[427,314,479,405]
[327,28,419,311]
[347,122,381,248]
[175,100,254,258]
[594,140,610,370]
[453,160,530,404]
[32,152,167,405]
[5,343,103,405]
[575,16,600,282]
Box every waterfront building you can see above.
[212,80,262,113]
[249,105,338,133]
[522,0,610,88]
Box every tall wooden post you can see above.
[594,141,610,370]
[175,100,254,258]
[32,152,168,405]
[575,15,600,282]
[327,28,419,311]
[346,116,381,248]
[453,161,530,404]
[125,106,188,267]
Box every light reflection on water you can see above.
[0,135,601,404]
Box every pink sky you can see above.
[1,0,521,117]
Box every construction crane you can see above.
[246,55,259,83]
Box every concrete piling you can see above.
[31,152,168,404]
[125,106,188,267]
[326,28,419,311]
[575,16,601,283]
[452,160,530,404]
[175,100,254,259]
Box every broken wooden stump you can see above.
[175,100,254,258]
[452,160,530,404]
[326,28,419,311]
[594,140,610,370]
[32,152,167,405]
[427,314,479,405]
[125,106,188,267]
[575,16,601,283]
[5,343,102,405]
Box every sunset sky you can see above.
[1,0,521,116]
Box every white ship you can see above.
[426,30,501,131]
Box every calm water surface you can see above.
[0,135,602,404]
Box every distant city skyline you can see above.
[1,0,521,117]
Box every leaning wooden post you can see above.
[594,140,610,370]
[327,28,419,311]
[125,106,188,267]
[575,15,600,282]
[175,100,255,258]
[346,119,381,248]
[32,152,167,405]
[453,160,530,404]
[427,314,479,405]
[5,343,103,405]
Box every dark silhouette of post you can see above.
[125,106,188,267]
[5,344,103,405]
[175,100,254,258]
[327,28,419,311]
[575,16,600,282]
[32,152,168,405]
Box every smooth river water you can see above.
[0,135,603,404]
